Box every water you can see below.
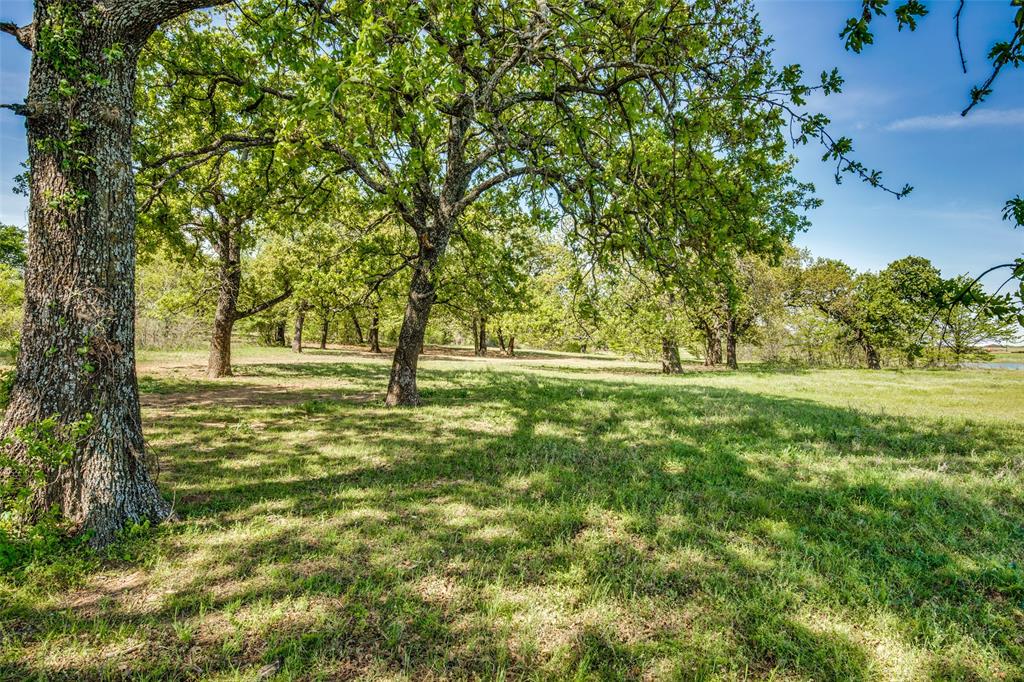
[961,362,1024,370]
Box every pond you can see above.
[961,361,1024,370]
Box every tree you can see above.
[799,259,885,368]
[798,256,944,369]
[938,275,1020,363]
[134,20,341,377]
[0,0,230,545]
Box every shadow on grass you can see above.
[3,360,1022,680]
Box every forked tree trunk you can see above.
[386,227,451,406]
[661,336,683,374]
[350,309,364,344]
[726,318,738,369]
[1,0,228,546]
[368,307,382,354]
[292,304,306,353]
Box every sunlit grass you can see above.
[3,346,1023,680]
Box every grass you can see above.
[2,346,1023,681]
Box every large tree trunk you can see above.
[726,318,738,369]
[207,230,241,377]
[368,307,382,354]
[350,309,364,344]
[386,227,450,406]
[661,336,683,374]
[0,0,227,546]
[292,303,306,353]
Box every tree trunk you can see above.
[471,317,479,354]
[476,316,487,356]
[320,314,330,349]
[726,318,738,369]
[368,307,382,354]
[865,342,881,370]
[0,1,228,546]
[496,326,507,354]
[292,304,306,353]
[386,226,451,406]
[507,336,515,357]
[661,336,683,374]
[350,309,364,344]
[207,231,241,378]
[703,324,722,367]
[274,320,287,347]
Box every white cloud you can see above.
[885,108,1024,132]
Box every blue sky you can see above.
[756,0,1024,285]
[0,0,1021,284]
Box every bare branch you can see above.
[0,21,34,50]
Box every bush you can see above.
[0,414,92,571]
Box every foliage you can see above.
[0,414,93,571]
[0,224,27,269]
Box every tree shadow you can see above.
[4,361,1022,680]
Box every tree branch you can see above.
[107,0,231,43]
[0,21,34,51]
[234,286,293,321]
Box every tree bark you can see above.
[865,342,881,370]
[471,317,479,354]
[385,226,451,406]
[496,326,507,353]
[319,314,330,349]
[0,0,228,547]
[726,318,738,369]
[507,336,515,357]
[368,306,382,354]
[702,323,723,367]
[476,316,487,356]
[350,309,364,344]
[661,336,683,374]
[292,304,306,353]
[207,229,241,377]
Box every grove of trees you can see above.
[0,0,1019,547]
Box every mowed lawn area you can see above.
[2,347,1023,681]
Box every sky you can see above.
[0,0,1021,284]
[755,0,1024,285]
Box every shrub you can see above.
[0,414,92,571]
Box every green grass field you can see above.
[2,346,1023,681]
